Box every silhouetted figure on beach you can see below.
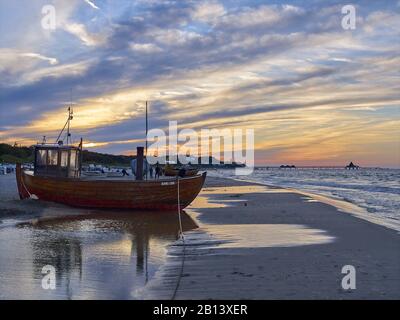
[155,162,161,179]
[178,167,186,178]
[149,166,153,178]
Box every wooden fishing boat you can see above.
[15,138,206,212]
[16,107,206,210]
[164,165,199,177]
[16,157,206,210]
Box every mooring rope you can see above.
[172,177,186,300]
[20,171,33,198]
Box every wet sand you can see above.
[0,174,197,299]
[141,176,400,299]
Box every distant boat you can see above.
[15,108,206,210]
[164,165,199,177]
[0,163,15,174]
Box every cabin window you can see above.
[70,150,77,168]
[48,149,58,166]
[37,149,47,165]
[34,146,81,178]
[60,151,68,167]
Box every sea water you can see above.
[209,168,400,231]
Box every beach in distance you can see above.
[0,171,399,299]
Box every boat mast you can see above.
[66,89,73,145]
[145,101,148,156]
[145,101,148,180]
[66,107,73,145]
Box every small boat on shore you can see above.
[16,147,206,210]
[15,108,206,210]
[164,165,199,177]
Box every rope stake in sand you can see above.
[177,177,183,239]
[172,176,186,300]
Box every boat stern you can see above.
[16,163,30,200]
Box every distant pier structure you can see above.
[345,161,360,170]
[280,164,296,169]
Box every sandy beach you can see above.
[141,176,400,300]
[1,174,399,299]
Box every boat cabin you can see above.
[34,144,82,178]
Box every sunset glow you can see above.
[1,0,399,167]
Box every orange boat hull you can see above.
[16,164,206,210]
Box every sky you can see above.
[0,0,399,167]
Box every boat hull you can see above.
[16,164,206,210]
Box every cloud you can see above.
[84,0,99,10]
[1,0,399,166]
[0,49,62,86]
[63,23,106,46]
[129,42,162,53]
[217,4,305,31]
[21,60,94,84]
[19,53,58,65]
[192,1,226,24]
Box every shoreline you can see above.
[0,174,399,299]
[141,176,400,300]
[207,172,400,232]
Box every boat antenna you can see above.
[67,89,73,145]
[66,107,73,145]
[55,107,73,145]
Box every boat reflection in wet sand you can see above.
[7,211,198,299]
[25,211,199,278]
